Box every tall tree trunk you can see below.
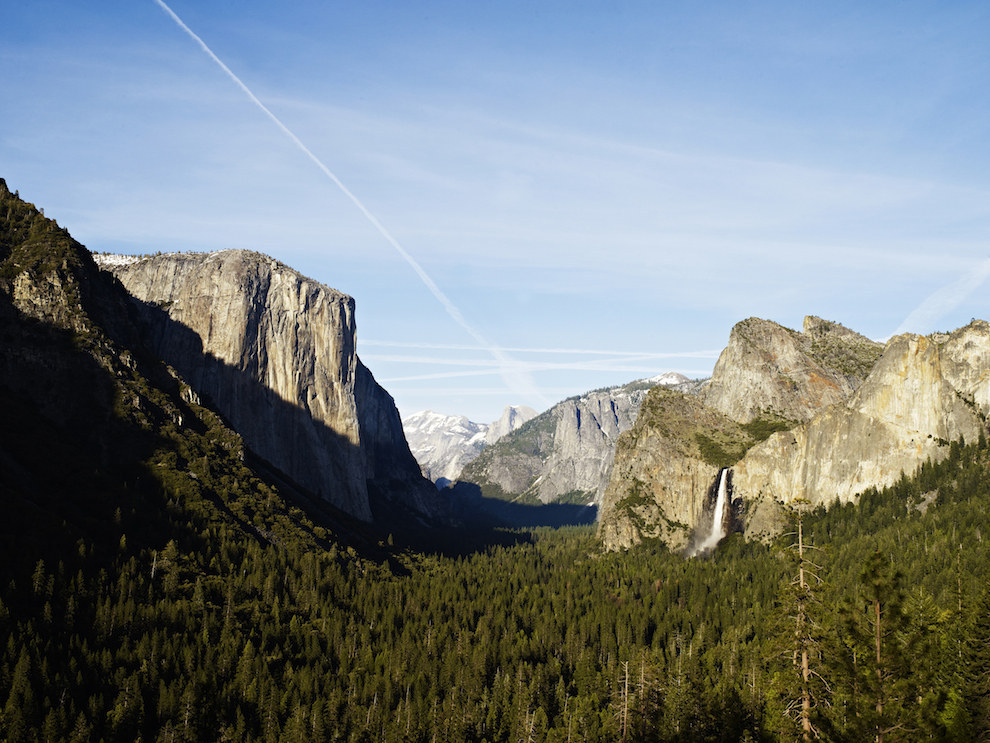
[875,595,883,743]
[798,517,812,741]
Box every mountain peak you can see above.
[645,371,691,387]
[485,405,538,445]
[700,315,882,424]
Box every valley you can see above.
[2,179,990,741]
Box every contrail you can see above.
[891,257,990,337]
[151,0,545,404]
[381,367,693,383]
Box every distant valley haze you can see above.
[5,1,990,421]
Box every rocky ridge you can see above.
[402,405,537,484]
[699,316,883,424]
[459,375,699,507]
[96,250,438,522]
[598,316,990,551]
[734,327,987,537]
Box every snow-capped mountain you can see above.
[645,371,692,386]
[402,405,537,483]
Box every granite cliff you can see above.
[734,327,988,537]
[597,389,749,550]
[96,251,438,522]
[0,180,377,560]
[700,315,882,424]
[459,376,701,508]
[597,316,990,551]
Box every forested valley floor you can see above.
[2,433,989,742]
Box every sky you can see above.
[4,1,990,422]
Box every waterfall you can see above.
[695,468,729,554]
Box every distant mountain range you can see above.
[401,405,537,483]
[7,174,990,559]
[453,373,705,509]
[402,377,698,490]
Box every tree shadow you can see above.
[447,481,598,528]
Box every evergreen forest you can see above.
[2,432,990,741]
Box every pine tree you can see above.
[768,504,828,742]
[834,550,913,742]
[964,584,990,742]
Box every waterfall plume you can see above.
[689,467,730,556]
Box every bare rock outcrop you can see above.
[937,319,990,417]
[598,315,990,552]
[96,250,436,521]
[700,316,882,424]
[733,332,985,533]
[533,390,645,504]
[460,380,661,506]
[485,405,538,445]
[598,389,746,551]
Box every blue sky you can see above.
[4,2,990,422]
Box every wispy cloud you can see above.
[373,357,710,383]
[891,257,990,336]
[364,342,721,383]
[387,375,716,399]
[360,340,721,358]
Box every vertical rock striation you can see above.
[534,389,645,505]
[459,379,679,507]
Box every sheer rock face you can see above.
[733,332,984,527]
[96,250,434,521]
[938,320,990,417]
[598,316,989,551]
[598,389,743,551]
[700,316,882,424]
[485,406,538,446]
[535,391,645,505]
[460,384,652,506]
[354,362,442,519]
